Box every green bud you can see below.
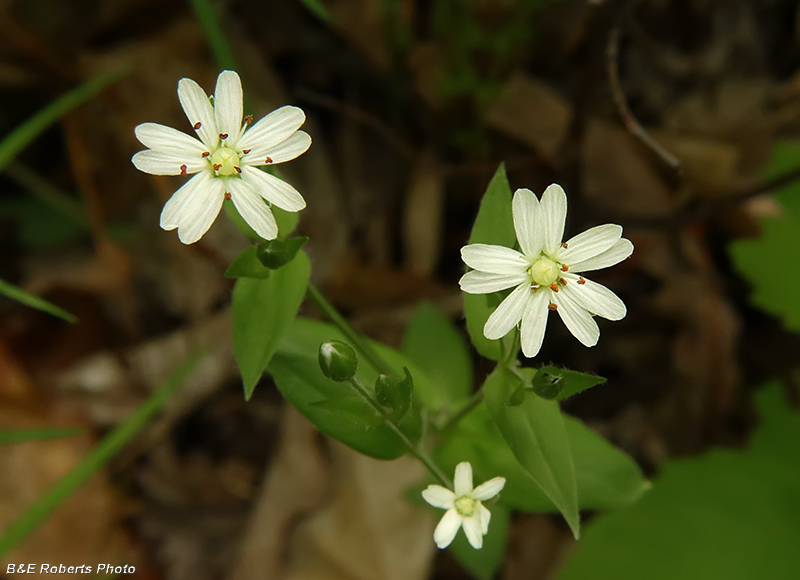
[318,341,358,382]
[375,367,413,421]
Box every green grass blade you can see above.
[299,0,331,21]
[0,353,201,556]
[187,0,238,70]
[5,162,89,226]
[0,428,85,446]
[0,279,78,323]
[0,63,129,173]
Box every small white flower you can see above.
[459,184,633,358]
[132,70,311,244]
[422,462,506,550]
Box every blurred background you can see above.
[1,0,800,578]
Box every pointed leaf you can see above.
[257,236,308,269]
[224,246,272,279]
[532,366,606,401]
[310,396,383,427]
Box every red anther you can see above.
[180,164,188,176]
[242,149,251,154]
[550,283,559,292]
[578,277,586,285]
[193,121,202,130]
[244,115,254,125]
[219,133,228,140]
[548,303,558,311]
[559,278,567,286]
[213,164,222,171]
[201,151,210,158]
[224,192,231,201]
[234,166,242,174]
[561,263,569,271]
[265,156,273,164]
[561,242,569,249]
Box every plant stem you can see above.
[440,388,484,433]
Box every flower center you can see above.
[210,147,241,176]
[454,495,477,517]
[529,256,560,286]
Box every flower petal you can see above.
[520,289,549,358]
[568,238,634,273]
[238,105,306,154]
[479,504,491,535]
[240,166,306,211]
[214,70,244,144]
[553,287,599,347]
[472,476,506,501]
[433,509,462,549]
[178,77,218,149]
[566,276,626,321]
[462,514,484,549]
[132,150,206,176]
[512,188,543,258]
[460,244,529,274]
[454,462,473,496]
[422,485,455,509]
[161,172,225,244]
[553,224,622,265]
[459,270,528,294]
[134,123,206,156]
[539,183,567,255]
[160,171,210,230]
[227,178,279,241]
[242,131,312,166]
[483,283,530,340]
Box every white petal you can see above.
[471,476,506,501]
[134,123,206,155]
[422,485,455,509]
[553,288,599,348]
[241,131,312,166]
[240,166,306,212]
[214,70,244,144]
[132,150,206,176]
[160,171,210,230]
[178,77,218,148]
[462,515,484,549]
[553,224,622,265]
[512,188,544,258]
[479,504,491,535]
[566,276,626,321]
[483,283,530,340]
[461,244,529,275]
[520,289,549,358]
[227,178,279,240]
[162,172,225,244]
[568,238,634,273]
[238,105,306,154]
[454,462,473,496]
[433,509,462,549]
[539,183,567,255]
[459,270,528,294]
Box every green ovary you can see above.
[454,495,477,517]
[210,147,240,176]
[529,256,560,286]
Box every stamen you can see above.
[561,264,569,271]
[193,121,202,130]
[559,278,567,285]
[265,156,273,164]
[242,149,251,154]
[219,133,228,140]
[244,114,254,125]
[561,242,569,249]
[548,303,558,311]
[550,283,559,292]
[224,192,231,201]
[213,164,222,170]
[180,164,188,176]
[201,151,210,158]
[578,277,586,285]
[234,166,242,174]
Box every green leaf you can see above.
[224,247,272,279]
[402,301,472,411]
[463,164,516,361]
[257,237,308,269]
[448,503,510,580]
[375,367,413,422]
[298,0,331,21]
[0,428,84,445]
[531,366,606,401]
[0,278,77,323]
[309,396,383,427]
[233,250,311,399]
[483,367,580,537]
[556,383,800,580]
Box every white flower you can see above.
[132,70,311,244]
[422,462,506,550]
[459,184,633,358]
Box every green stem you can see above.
[440,388,484,433]
[187,0,238,70]
[306,283,396,378]
[349,376,452,488]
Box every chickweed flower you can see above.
[460,184,633,358]
[132,70,311,244]
[422,462,506,549]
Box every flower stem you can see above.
[349,376,452,488]
[439,388,484,433]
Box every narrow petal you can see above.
[553,288,600,348]
[240,166,306,211]
[214,70,244,144]
[566,276,626,321]
[461,244,529,275]
[539,184,567,255]
[238,105,306,154]
[227,178,279,240]
[433,510,462,549]
[454,462,473,496]
[512,188,543,258]
[178,78,218,148]
[462,515,484,549]
[471,476,506,501]
[484,283,530,340]
[242,131,312,166]
[166,173,225,244]
[160,171,212,230]
[132,150,206,176]
[520,289,549,358]
[134,123,206,155]
[568,238,634,273]
[479,504,491,535]
[459,270,528,294]
[553,224,622,265]
[422,485,455,509]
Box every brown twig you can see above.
[607,25,683,175]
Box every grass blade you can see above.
[0,428,85,446]
[187,0,238,70]
[0,278,78,323]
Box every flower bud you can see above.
[318,341,358,382]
